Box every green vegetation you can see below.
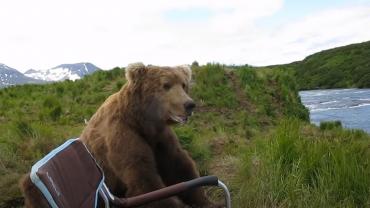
[192,64,238,109]
[281,41,370,89]
[0,64,369,207]
[319,120,342,130]
[0,68,125,205]
[234,119,370,207]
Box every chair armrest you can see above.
[111,176,220,207]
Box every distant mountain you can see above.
[24,62,100,81]
[284,41,370,89]
[0,64,44,88]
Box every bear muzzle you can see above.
[184,100,196,116]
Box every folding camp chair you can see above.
[30,138,231,208]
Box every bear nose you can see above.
[184,101,196,114]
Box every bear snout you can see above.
[184,100,196,115]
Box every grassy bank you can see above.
[0,64,369,207]
[234,119,370,207]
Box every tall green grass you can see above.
[237,66,309,121]
[192,64,238,108]
[234,119,370,207]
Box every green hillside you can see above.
[1,65,370,207]
[286,41,370,89]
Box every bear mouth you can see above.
[169,115,188,124]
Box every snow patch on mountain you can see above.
[0,63,44,88]
[24,63,99,81]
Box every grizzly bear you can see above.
[21,63,219,208]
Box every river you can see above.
[299,88,370,133]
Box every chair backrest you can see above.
[30,138,104,208]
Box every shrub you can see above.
[116,80,124,90]
[320,120,342,130]
[49,105,62,121]
[55,85,64,95]
[191,61,199,68]
[43,96,59,108]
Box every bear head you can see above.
[124,63,195,126]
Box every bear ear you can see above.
[126,62,146,82]
[178,65,192,81]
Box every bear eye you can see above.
[182,83,186,89]
[163,83,172,90]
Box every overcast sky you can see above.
[1,0,370,72]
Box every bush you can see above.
[116,80,124,90]
[39,96,63,121]
[191,60,199,68]
[49,105,62,121]
[43,96,59,108]
[55,85,64,95]
[320,120,342,130]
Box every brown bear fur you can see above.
[20,63,219,208]
[20,174,51,208]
